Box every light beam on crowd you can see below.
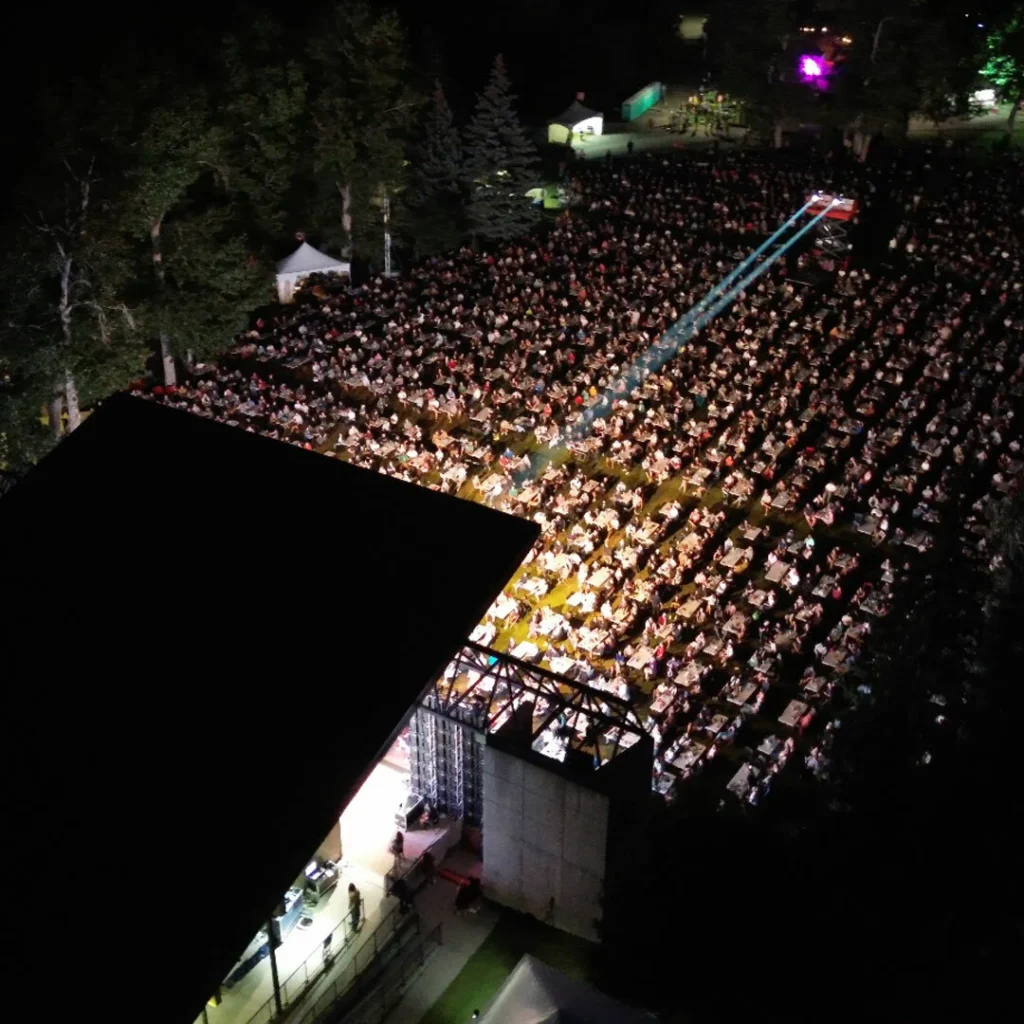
[513,199,839,488]
[655,198,817,354]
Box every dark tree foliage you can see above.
[705,0,818,147]
[305,2,422,261]
[406,83,466,258]
[983,2,1024,131]
[707,0,988,157]
[217,18,308,242]
[463,55,540,245]
[409,84,463,207]
[0,3,424,465]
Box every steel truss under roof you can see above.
[423,641,647,767]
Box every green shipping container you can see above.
[621,82,664,122]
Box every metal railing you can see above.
[383,819,459,897]
[337,922,444,1024]
[383,852,425,896]
[290,905,418,1024]
[237,897,399,1024]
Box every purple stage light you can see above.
[800,56,824,77]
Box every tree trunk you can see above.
[58,256,74,346]
[150,219,176,387]
[853,130,872,163]
[1008,95,1022,135]
[339,183,353,259]
[48,392,65,440]
[773,121,784,149]
[160,333,176,387]
[871,17,893,64]
[55,253,81,425]
[65,369,81,433]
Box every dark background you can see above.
[1,0,695,177]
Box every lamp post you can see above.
[383,192,392,279]
[267,919,283,1017]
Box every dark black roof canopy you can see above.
[550,98,603,127]
[1,394,537,1024]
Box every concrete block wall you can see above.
[482,745,608,941]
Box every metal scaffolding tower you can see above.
[409,698,486,823]
[815,217,851,257]
[409,642,648,825]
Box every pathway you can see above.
[383,851,499,1024]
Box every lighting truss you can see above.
[421,641,647,767]
[815,217,851,257]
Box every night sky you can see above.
[5,0,696,128]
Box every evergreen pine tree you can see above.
[406,83,466,257]
[409,83,462,207]
[463,55,539,244]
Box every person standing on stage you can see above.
[348,882,362,932]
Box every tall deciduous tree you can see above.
[708,0,981,159]
[219,18,307,241]
[307,3,421,262]
[0,254,66,467]
[837,4,922,159]
[705,0,818,149]
[0,70,146,443]
[124,90,224,385]
[835,1,979,158]
[463,55,540,245]
[983,4,1024,133]
[1,155,143,462]
[36,160,142,434]
[153,206,269,366]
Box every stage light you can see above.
[800,56,824,78]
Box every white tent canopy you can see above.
[547,99,604,145]
[479,956,655,1024]
[275,241,351,303]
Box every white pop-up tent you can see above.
[275,241,351,304]
[478,956,655,1024]
[547,98,604,145]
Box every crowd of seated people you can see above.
[144,143,1024,806]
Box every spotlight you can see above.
[800,56,824,78]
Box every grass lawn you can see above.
[907,103,1024,151]
[419,908,601,1024]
